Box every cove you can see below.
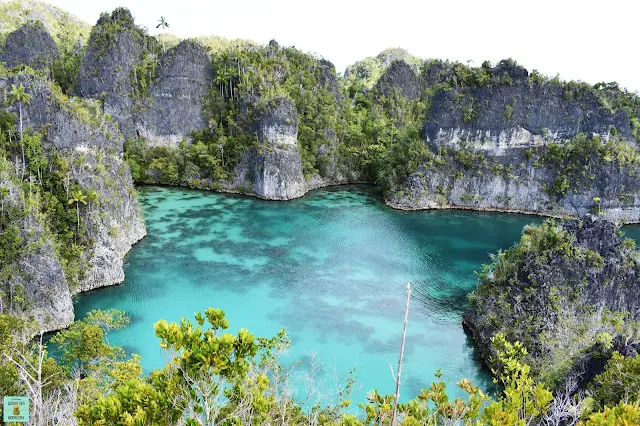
[74,186,543,403]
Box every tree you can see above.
[76,308,292,425]
[49,311,128,377]
[590,351,640,409]
[3,334,69,426]
[579,402,640,425]
[391,282,411,426]
[0,186,9,227]
[84,309,130,345]
[67,188,87,236]
[8,83,32,180]
[156,16,170,53]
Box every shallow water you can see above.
[75,186,544,403]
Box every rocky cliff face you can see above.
[463,218,640,388]
[70,150,145,293]
[1,70,145,332]
[388,151,640,223]
[137,40,213,147]
[375,60,420,100]
[0,22,59,69]
[424,61,632,154]
[386,59,640,222]
[0,178,73,333]
[4,74,123,152]
[78,8,147,139]
[234,97,306,199]
[12,222,74,332]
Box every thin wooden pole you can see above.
[391,282,411,426]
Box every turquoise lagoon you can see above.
[75,186,544,403]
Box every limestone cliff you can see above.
[374,60,420,101]
[1,70,145,332]
[4,74,123,152]
[386,59,640,222]
[423,60,632,153]
[233,97,306,199]
[136,40,213,147]
[0,21,59,70]
[463,218,640,388]
[0,179,73,333]
[70,150,146,293]
[78,8,149,139]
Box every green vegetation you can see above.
[1,308,637,424]
[535,134,640,199]
[2,7,640,424]
[0,65,123,308]
[0,0,91,94]
[590,351,640,409]
[0,0,90,49]
[156,16,170,53]
[344,48,422,89]
[126,40,344,183]
[469,219,640,391]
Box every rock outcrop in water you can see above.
[0,21,59,69]
[1,70,145,332]
[234,97,306,199]
[463,218,640,388]
[387,59,640,222]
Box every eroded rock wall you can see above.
[137,40,213,147]
[234,97,306,199]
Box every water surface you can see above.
[76,186,543,403]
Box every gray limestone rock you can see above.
[463,218,640,388]
[78,9,149,139]
[423,60,633,154]
[71,150,146,293]
[137,40,213,147]
[234,97,306,200]
[2,74,124,153]
[0,22,59,70]
[375,60,420,100]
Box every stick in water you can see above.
[391,282,411,426]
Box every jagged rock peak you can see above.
[157,39,211,78]
[491,58,529,81]
[95,7,137,29]
[78,7,151,138]
[0,21,59,69]
[375,59,420,100]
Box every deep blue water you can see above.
[74,186,546,403]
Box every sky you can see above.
[44,0,640,92]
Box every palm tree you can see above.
[156,16,170,54]
[68,188,87,237]
[8,83,32,180]
[0,186,9,231]
[214,68,231,99]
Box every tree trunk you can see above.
[391,282,411,426]
[19,102,25,181]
